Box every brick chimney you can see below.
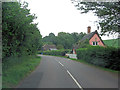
[87,26,91,34]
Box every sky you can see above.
[20,0,117,40]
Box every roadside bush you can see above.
[76,46,120,70]
[38,49,70,56]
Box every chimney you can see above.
[87,26,91,34]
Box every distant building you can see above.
[73,26,105,49]
[42,44,57,51]
[81,26,105,46]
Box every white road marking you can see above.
[67,70,83,90]
[59,62,64,67]
[57,59,83,89]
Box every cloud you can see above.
[22,0,117,40]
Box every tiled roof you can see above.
[81,30,97,41]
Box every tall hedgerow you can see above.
[76,46,119,70]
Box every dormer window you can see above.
[92,41,98,46]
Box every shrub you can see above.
[76,46,120,70]
[38,49,70,56]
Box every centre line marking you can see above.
[67,70,83,90]
[59,62,64,67]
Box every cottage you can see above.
[69,26,105,57]
[42,44,57,51]
[81,26,105,46]
[73,26,105,50]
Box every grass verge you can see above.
[2,55,41,88]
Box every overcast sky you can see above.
[21,0,117,40]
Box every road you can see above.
[17,55,118,89]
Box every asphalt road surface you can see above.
[17,55,118,89]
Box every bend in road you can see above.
[17,55,118,88]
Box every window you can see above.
[96,42,98,45]
[92,41,98,46]
[93,42,95,45]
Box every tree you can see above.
[71,1,120,35]
[71,32,79,43]
[71,32,86,43]
[57,32,74,49]
[56,44,64,50]
[42,32,57,45]
[42,32,86,49]
[78,39,89,48]
[2,2,42,60]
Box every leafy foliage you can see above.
[75,39,89,48]
[76,46,120,70]
[57,32,74,49]
[42,33,56,45]
[42,32,86,49]
[56,44,64,50]
[38,49,70,56]
[71,1,120,35]
[2,2,42,61]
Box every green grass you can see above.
[2,55,41,88]
[69,58,119,73]
[103,39,120,48]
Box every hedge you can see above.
[76,46,120,70]
[38,49,70,56]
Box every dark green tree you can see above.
[42,32,86,49]
[71,1,120,35]
[77,39,89,48]
[56,44,64,50]
[71,32,86,43]
[2,2,42,60]
[42,33,57,45]
[71,32,79,43]
[57,32,74,49]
